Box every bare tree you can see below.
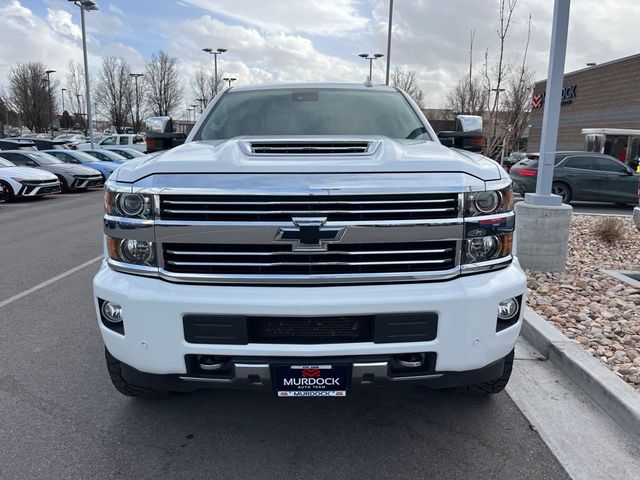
[390,67,425,109]
[145,50,182,117]
[65,60,91,130]
[8,62,58,132]
[502,15,534,157]
[95,57,134,133]
[191,67,225,108]
[484,0,519,159]
[446,31,488,117]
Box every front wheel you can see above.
[0,180,14,203]
[455,350,514,395]
[552,182,572,204]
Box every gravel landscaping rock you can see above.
[525,215,640,390]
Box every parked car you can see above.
[0,151,103,191]
[42,149,119,180]
[510,152,640,204]
[54,133,87,143]
[81,149,128,164]
[78,134,146,153]
[503,151,527,171]
[102,147,146,159]
[0,157,61,202]
[30,139,70,151]
[0,139,37,151]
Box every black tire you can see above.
[551,182,572,204]
[455,349,514,396]
[0,180,14,203]
[56,175,68,192]
[105,349,169,398]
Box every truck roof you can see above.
[228,82,399,93]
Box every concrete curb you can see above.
[521,306,640,443]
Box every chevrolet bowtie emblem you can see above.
[275,217,346,252]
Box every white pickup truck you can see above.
[78,134,146,153]
[94,83,526,398]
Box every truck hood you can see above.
[114,137,505,183]
[0,166,58,181]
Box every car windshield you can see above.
[26,152,64,165]
[75,151,105,162]
[0,158,15,167]
[194,88,429,141]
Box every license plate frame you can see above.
[273,364,350,398]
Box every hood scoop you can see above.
[242,139,380,156]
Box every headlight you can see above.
[463,233,513,264]
[465,187,513,216]
[107,237,157,266]
[105,188,153,219]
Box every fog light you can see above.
[101,301,123,323]
[497,298,519,320]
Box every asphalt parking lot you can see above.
[0,191,570,480]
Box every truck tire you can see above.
[456,349,514,396]
[105,349,169,398]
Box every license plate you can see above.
[273,364,349,397]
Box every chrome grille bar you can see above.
[165,247,453,256]
[166,259,451,267]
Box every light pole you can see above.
[130,73,143,134]
[196,98,205,113]
[69,0,98,148]
[61,88,66,114]
[45,70,55,137]
[223,77,237,88]
[515,0,573,273]
[358,53,384,83]
[385,0,394,85]
[190,104,199,122]
[202,48,227,96]
[76,94,85,132]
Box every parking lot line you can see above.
[0,255,102,309]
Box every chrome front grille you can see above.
[160,193,459,222]
[162,241,457,276]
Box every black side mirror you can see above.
[437,115,484,152]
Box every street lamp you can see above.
[202,47,227,96]
[61,88,66,114]
[385,0,394,85]
[44,70,56,137]
[223,77,237,88]
[130,73,144,134]
[68,0,98,148]
[190,104,199,122]
[358,53,384,83]
[196,98,205,113]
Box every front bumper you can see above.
[16,181,61,197]
[94,260,527,383]
[634,207,640,231]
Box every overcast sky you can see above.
[1,0,639,112]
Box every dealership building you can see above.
[528,53,640,163]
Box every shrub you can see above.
[593,217,625,245]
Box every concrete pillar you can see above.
[514,202,573,272]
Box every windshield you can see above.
[195,88,429,141]
[26,152,64,165]
[73,151,103,163]
[0,158,15,167]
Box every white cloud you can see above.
[108,3,124,16]
[179,0,368,35]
